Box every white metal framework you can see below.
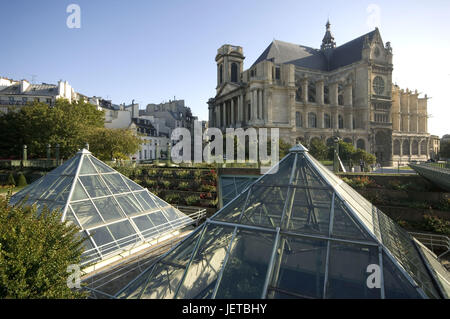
[9,149,194,266]
[116,144,449,299]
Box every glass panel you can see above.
[79,156,98,175]
[131,228,203,299]
[64,206,80,227]
[377,209,440,298]
[93,197,125,223]
[176,224,235,299]
[41,176,73,203]
[255,153,294,187]
[415,241,450,298]
[89,156,115,173]
[332,195,373,241]
[79,175,110,198]
[213,188,248,223]
[239,186,288,229]
[132,215,158,239]
[326,242,380,299]
[151,193,170,208]
[287,187,331,235]
[77,231,101,265]
[90,226,119,256]
[134,191,152,211]
[102,173,130,194]
[48,156,78,176]
[71,201,103,228]
[29,174,59,200]
[148,210,171,233]
[215,229,275,298]
[116,194,143,217]
[163,207,182,221]
[71,180,89,201]
[269,236,327,299]
[382,252,422,298]
[136,191,158,210]
[292,154,328,188]
[108,220,139,248]
[124,177,143,191]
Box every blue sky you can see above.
[1,0,449,137]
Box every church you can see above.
[207,21,431,166]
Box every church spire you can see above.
[321,19,336,51]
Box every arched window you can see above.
[357,139,365,150]
[219,64,223,84]
[231,63,238,83]
[295,112,302,127]
[412,140,419,155]
[324,113,331,128]
[338,84,344,106]
[296,85,302,101]
[420,140,427,155]
[393,140,400,155]
[324,85,330,104]
[308,112,317,128]
[338,115,344,129]
[402,140,410,156]
[308,83,316,103]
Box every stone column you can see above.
[252,90,258,121]
[317,109,324,129]
[330,82,338,106]
[237,95,242,125]
[216,105,220,128]
[222,102,226,128]
[301,79,308,103]
[316,80,324,105]
[231,98,235,125]
[333,111,339,129]
[344,84,353,107]
[258,89,263,121]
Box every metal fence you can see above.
[409,231,450,260]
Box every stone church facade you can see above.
[208,22,430,166]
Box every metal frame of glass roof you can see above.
[115,144,449,299]
[10,149,194,268]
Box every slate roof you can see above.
[252,30,377,72]
[0,83,58,96]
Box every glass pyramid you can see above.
[9,149,193,266]
[115,144,449,299]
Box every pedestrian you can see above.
[360,159,365,172]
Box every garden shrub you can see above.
[7,173,15,186]
[17,173,27,187]
[0,196,86,298]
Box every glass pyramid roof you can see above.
[115,144,449,299]
[9,149,193,266]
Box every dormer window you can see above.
[275,67,281,80]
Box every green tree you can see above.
[352,148,376,166]
[0,99,104,159]
[16,173,27,187]
[0,196,86,298]
[309,139,328,160]
[86,127,141,161]
[278,139,293,159]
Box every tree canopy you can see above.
[0,194,86,298]
[0,99,141,160]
